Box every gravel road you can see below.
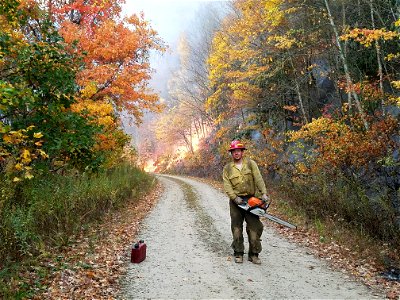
[119,174,383,299]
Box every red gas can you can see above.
[130,240,146,263]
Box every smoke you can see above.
[251,130,263,142]
[121,1,230,163]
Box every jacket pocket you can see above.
[229,174,241,187]
[242,169,253,181]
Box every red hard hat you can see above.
[229,140,246,151]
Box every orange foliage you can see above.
[289,115,398,174]
[283,105,298,112]
[337,80,383,101]
[50,0,121,30]
[48,0,166,123]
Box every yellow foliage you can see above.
[207,0,301,120]
[71,100,115,124]
[37,149,48,159]
[392,81,400,89]
[97,115,115,127]
[386,53,400,61]
[288,115,398,174]
[289,117,349,142]
[71,99,123,154]
[392,81,400,106]
[268,35,299,49]
[24,172,33,179]
[21,149,31,164]
[33,132,43,139]
[340,28,399,47]
[1,125,47,180]
[14,163,23,171]
[80,82,98,99]
[295,162,309,175]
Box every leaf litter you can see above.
[30,182,163,300]
[26,176,400,299]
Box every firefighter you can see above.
[222,140,270,264]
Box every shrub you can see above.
[0,163,154,264]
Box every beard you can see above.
[233,156,242,162]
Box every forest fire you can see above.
[143,159,157,173]
[142,135,202,173]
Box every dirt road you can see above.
[119,174,383,299]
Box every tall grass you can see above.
[0,163,154,265]
[277,171,399,246]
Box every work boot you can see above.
[248,254,261,264]
[234,255,243,263]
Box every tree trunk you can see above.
[289,58,308,124]
[369,0,385,114]
[323,0,369,130]
[341,1,352,116]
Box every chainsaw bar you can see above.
[238,204,297,229]
[263,213,297,229]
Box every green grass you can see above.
[0,163,155,299]
[270,171,400,268]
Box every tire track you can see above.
[119,175,384,299]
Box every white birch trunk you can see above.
[324,0,369,130]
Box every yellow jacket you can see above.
[223,157,267,200]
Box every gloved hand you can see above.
[233,196,244,205]
[261,194,270,203]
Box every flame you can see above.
[143,159,156,173]
[142,124,211,173]
[192,134,201,152]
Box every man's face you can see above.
[231,149,244,161]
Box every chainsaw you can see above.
[238,197,297,229]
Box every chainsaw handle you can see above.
[263,199,272,210]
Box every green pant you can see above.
[229,199,264,256]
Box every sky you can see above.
[123,1,206,45]
[122,0,209,98]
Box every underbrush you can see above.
[274,171,400,263]
[0,163,155,299]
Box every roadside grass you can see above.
[271,176,400,270]
[279,171,398,241]
[0,163,155,299]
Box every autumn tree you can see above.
[48,0,166,124]
[42,0,167,167]
[285,0,400,242]
[164,0,400,244]
[0,0,104,178]
[206,0,330,137]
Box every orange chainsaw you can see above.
[238,197,297,229]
